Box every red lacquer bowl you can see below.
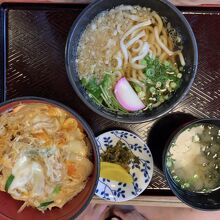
[0,97,99,220]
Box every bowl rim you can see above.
[162,118,220,210]
[0,96,100,220]
[65,0,198,124]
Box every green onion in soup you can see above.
[166,123,220,193]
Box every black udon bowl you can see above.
[163,118,220,210]
[65,0,198,123]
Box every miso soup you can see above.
[166,123,220,193]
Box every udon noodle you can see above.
[0,103,93,212]
[77,5,185,112]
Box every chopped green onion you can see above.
[179,66,184,71]
[166,161,172,168]
[39,201,54,208]
[164,95,169,100]
[177,73,182,78]
[183,183,190,188]
[158,96,165,103]
[172,175,181,183]
[166,157,174,168]
[170,82,177,89]
[156,81,162,88]
[146,68,155,77]
[53,185,61,194]
[149,87,156,94]
[5,174,14,192]
[146,79,154,85]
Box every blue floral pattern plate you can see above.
[95,130,153,202]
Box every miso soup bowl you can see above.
[65,0,198,123]
[163,118,220,210]
[0,97,99,220]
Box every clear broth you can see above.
[166,123,220,193]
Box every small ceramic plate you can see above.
[95,130,153,202]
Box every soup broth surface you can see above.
[167,123,220,192]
